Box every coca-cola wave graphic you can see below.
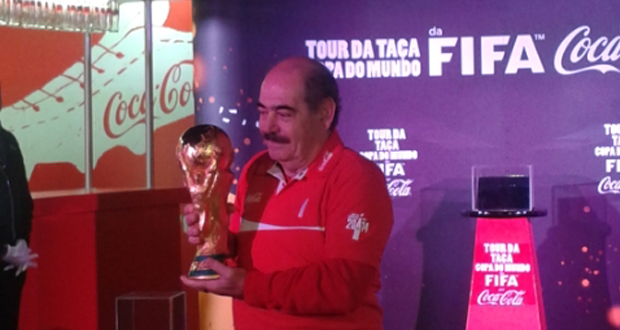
[0,0,194,190]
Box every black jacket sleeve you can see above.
[0,124,33,246]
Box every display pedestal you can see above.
[464,210,547,330]
[19,187,196,330]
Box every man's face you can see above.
[257,68,328,168]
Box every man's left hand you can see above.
[180,258,246,299]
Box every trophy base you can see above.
[188,253,227,279]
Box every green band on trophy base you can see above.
[188,253,227,279]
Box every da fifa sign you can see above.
[310,24,620,78]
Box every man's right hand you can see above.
[183,203,237,256]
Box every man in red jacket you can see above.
[181,57,394,330]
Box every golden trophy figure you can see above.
[177,124,234,279]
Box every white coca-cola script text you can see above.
[104,60,193,138]
[477,289,526,306]
[598,176,620,194]
[555,25,620,75]
[388,179,413,197]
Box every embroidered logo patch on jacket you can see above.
[346,213,369,241]
[245,192,263,204]
[318,151,333,171]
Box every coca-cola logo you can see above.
[555,25,620,75]
[387,179,413,197]
[103,60,193,138]
[598,176,620,194]
[477,289,525,306]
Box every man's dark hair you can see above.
[303,60,341,130]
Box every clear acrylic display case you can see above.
[116,291,186,330]
[471,165,533,212]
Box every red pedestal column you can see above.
[466,217,547,330]
[18,187,200,330]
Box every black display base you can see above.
[462,209,547,218]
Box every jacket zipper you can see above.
[0,165,16,242]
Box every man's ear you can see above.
[318,98,336,130]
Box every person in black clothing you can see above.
[0,84,37,330]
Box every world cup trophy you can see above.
[177,124,234,279]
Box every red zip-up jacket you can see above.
[229,131,394,330]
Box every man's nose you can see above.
[261,111,278,132]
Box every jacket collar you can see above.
[266,130,344,184]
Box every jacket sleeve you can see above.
[242,157,394,315]
[11,132,34,242]
[0,128,33,245]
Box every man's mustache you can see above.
[263,132,290,144]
